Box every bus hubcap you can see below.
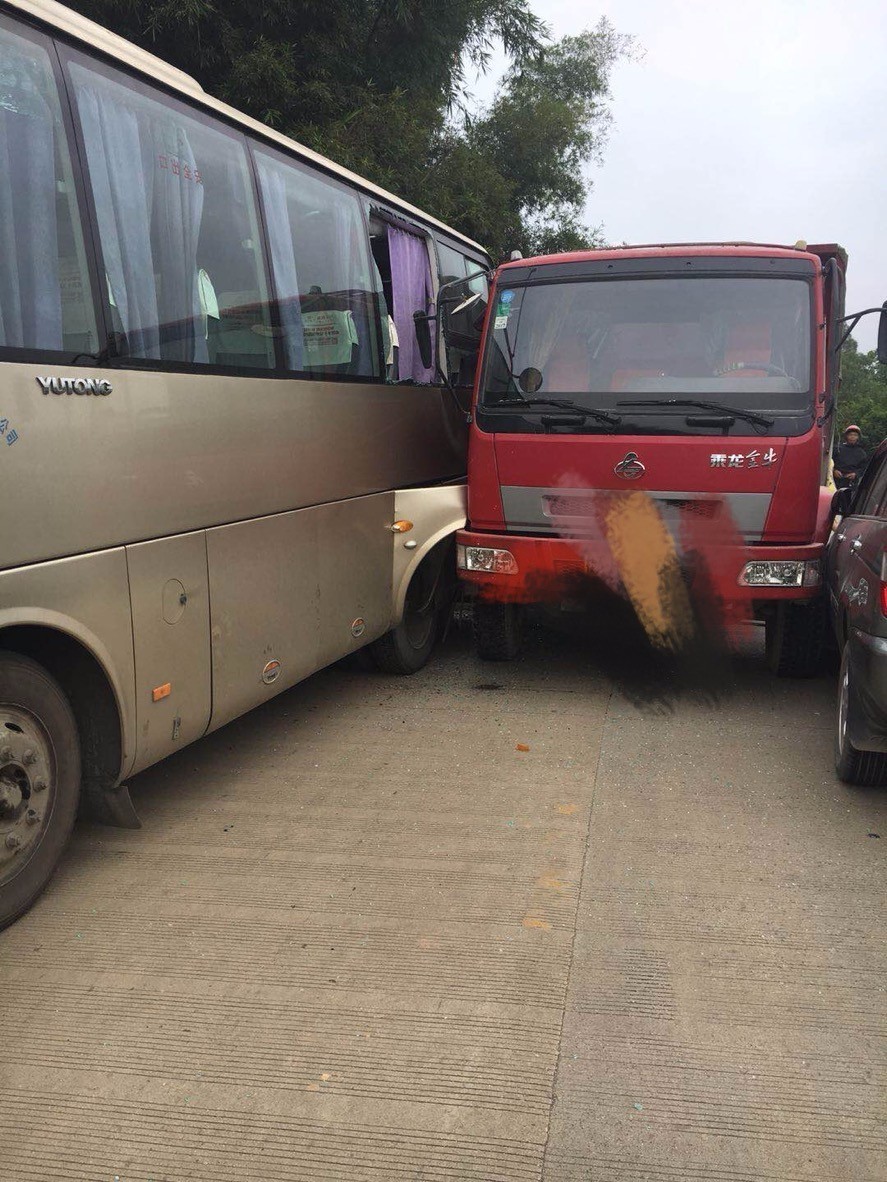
[0,708,53,878]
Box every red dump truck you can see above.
[456,242,881,675]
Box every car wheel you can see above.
[835,645,887,786]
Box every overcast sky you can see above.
[471,0,886,348]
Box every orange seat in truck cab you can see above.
[545,339,590,392]
[723,323,772,374]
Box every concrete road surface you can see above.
[1,619,884,1181]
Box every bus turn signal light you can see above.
[152,683,171,702]
[390,520,414,533]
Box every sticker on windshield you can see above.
[494,314,509,330]
[499,290,515,305]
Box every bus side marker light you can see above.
[152,683,171,702]
[262,660,282,685]
[390,520,414,533]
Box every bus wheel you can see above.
[0,653,81,929]
[765,600,824,678]
[370,562,444,675]
[474,602,524,661]
[835,645,887,786]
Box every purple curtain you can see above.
[388,225,434,383]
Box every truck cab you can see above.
[457,242,853,674]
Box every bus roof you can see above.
[500,242,845,273]
[7,0,488,257]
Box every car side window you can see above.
[856,455,887,518]
[867,459,887,518]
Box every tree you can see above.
[836,337,887,448]
[64,1,631,258]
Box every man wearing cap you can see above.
[833,425,869,489]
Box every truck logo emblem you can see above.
[37,376,112,396]
[614,451,645,480]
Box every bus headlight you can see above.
[457,545,518,574]
[739,560,821,587]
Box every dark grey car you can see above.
[825,439,887,784]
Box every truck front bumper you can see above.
[456,529,824,604]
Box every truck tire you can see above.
[0,652,81,929]
[765,600,825,678]
[835,645,887,786]
[474,602,524,661]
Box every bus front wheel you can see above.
[369,551,452,675]
[0,653,81,929]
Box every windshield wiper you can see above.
[484,398,622,426]
[617,398,774,431]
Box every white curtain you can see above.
[255,156,303,369]
[0,45,62,349]
[72,66,206,363]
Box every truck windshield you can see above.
[481,276,812,418]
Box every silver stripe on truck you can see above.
[500,486,772,542]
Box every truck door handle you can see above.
[851,538,863,552]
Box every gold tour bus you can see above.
[0,0,491,925]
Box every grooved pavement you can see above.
[0,625,884,1181]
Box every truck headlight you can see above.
[457,545,518,574]
[738,560,821,587]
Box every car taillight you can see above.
[881,553,887,617]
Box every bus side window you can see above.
[0,20,98,357]
[66,55,274,370]
[253,149,381,380]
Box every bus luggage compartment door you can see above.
[126,532,212,776]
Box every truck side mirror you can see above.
[831,486,854,518]
[877,303,887,365]
[413,311,433,371]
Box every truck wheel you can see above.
[765,600,825,678]
[0,653,81,929]
[474,602,524,661]
[835,646,887,786]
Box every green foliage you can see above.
[837,337,887,448]
[64,1,631,258]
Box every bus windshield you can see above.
[481,276,812,416]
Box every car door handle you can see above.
[851,538,863,552]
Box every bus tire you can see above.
[835,645,887,786]
[474,602,523,661]
[765,600,824,678]
[0,653,81,929]
[370,573,444,677]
